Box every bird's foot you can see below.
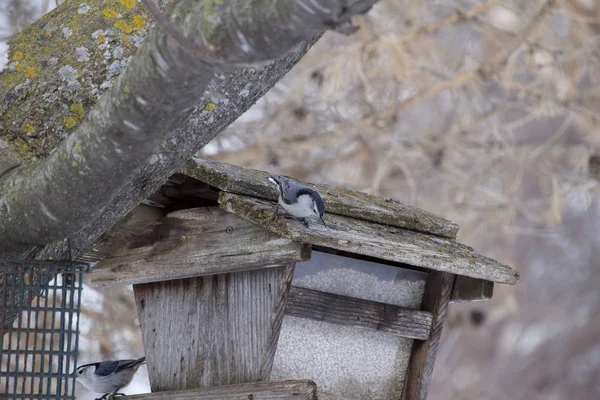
[271,204,280,221]
[95,395,108,400]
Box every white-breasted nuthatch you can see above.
[70,357,146,400]
[268,175,327,228]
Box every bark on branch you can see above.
[0,0,378,257]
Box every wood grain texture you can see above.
[92,207,310,287]
[450,276,494,303]
[134,264,295,391]
[77,204,167,263]
[402,272,455,400]
[126,380,317,400]
[181,157,459,238]
[219,193,519,285]
[285,286,432,340]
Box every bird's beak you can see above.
[320,215,328,228]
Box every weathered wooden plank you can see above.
[285,286,432,340]
[92,207,310,287]
[134,264,295,391]
[77,204,167,263]
[77,176,224,264]
[180,157,459,238]
[126,380,317,400]
[450,276,494,303]
[219,193,519,285]
[402,272,455,400]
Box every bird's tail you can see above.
[267,176,280,187]
[133,357,146,367]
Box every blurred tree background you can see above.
[2,0,599,399]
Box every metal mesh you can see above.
[0,260,90,400]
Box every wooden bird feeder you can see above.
[89,157,519,400]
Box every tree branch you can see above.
[0,0,379,257]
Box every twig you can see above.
[298,0,505,66]
[374,0,556,123]
[399,0,504,43]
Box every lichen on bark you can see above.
[1,0,153,162]
[0,0,380,258]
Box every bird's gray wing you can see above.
[95,359,143,376]
[115,359,145,373]
[280,178,304,205]
[95,361,121,376]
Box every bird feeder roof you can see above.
[178,157,519,285]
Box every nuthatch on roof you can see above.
[70,357,146,400]
[268,175,327,228]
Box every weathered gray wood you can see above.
[134,264,295,391]
[77,205,167,264]
[92,207,310,287]
[402,272,455,400]
[219,193,519,285]
[450,276,494,303]
[285,286,432,340]
[181,157,459,238]
[126,380,317,400]
[78,175,221,264]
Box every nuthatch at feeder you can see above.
[268,175,327,228]
[70,357,146,400]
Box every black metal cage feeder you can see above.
[1,260,90,400]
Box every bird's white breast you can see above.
[77,368,136,393]
[279,194,314,218]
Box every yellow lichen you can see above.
[204,102,217,112]
[12,51,24,61]
[45,31,51,36]
[123,85,131,97]
[24,124,35,134]
[70,103,85,121]
[131,14,146,31]
[120,0,136,9]
[24,66,36,78]
[72,161,79,167]
[98,34,106,44]
[114,20,133,34]
[15,140,29,150]
[65,117,78,129]
[74,143,83,153]
[15,64,24,72]
[103,9,119,19]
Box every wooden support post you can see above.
[134,263,295,392]
[402,271,455,400]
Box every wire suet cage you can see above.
[0,260,90,400]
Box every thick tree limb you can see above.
[0,0,378,257]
